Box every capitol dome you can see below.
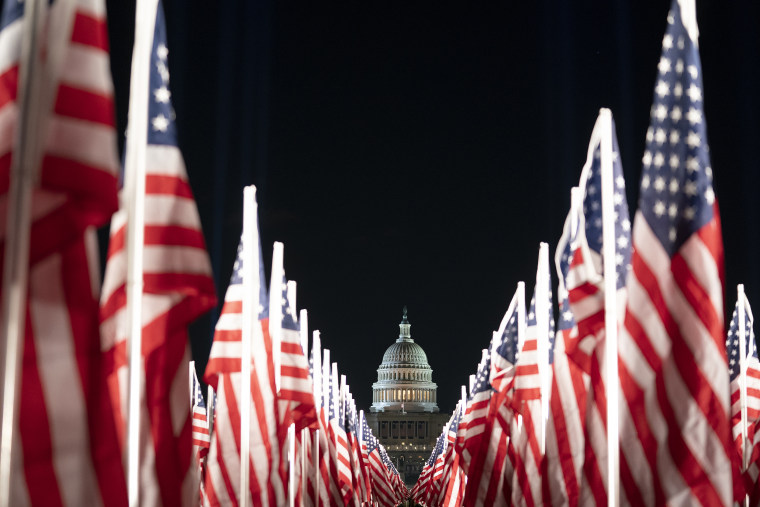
[370,307,438,413]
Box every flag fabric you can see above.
[727,293,760,474]
[0,0,127,504]
[543,193,589,507]
[564,111,631,505]
[99,2,216,504]
[191,366,211,463]
[269,265,317,431]
[617,0,733,504]
[364,428,396,507]
[325,360,354,505]
[509,251,555,507]
[203,227,285,506]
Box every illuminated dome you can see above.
[370,307,439,413]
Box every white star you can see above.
[616,252,624,266]
[156,62,170,83]
[668,203,678,218]
[658,57,671,74]
[156,43,168,60]
[617,235,629,249]
[683,206,696,220]
[686,156,699,172]
[671,106,682,122]
[613,192,623,205]
[622,219,631,231]
[153,86,171,104]
[151,114,169,132]
[669,130,680,145]
[655,80,670,98]
[653,152,664,168]
[616,175,625,188]
[646,127,654,142]
[669,227,677,242]
[705,187,715,205]
[684,181,697,196]
[669,178,679,194]
[528,312,535,321]
[678,37,685,50]
[674,82,683,98]
[563,310,573,322]
[641,174,650,189]
[655,128,666,144]
[654,176,666,192]
[686,107,702,125]
[688,65,699,79]
[687,132,701,148]
[705,166,713,179]
[642,151,652,167]
[669,155,680,170]
[654,201,666,217]
[591,201,600,211]
[675,59,684,75]
[687,84,702,103]
[587,184,597,195]
[663,34,673,48]
[654,104,668,121]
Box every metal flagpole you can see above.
[0,0,47,503]
[738,284,749,469]
[299,309,309,502]
[123,0,159,504]
[240,185,260,507]
[598,108,620,507]
[189,361,196,404]
[535,242,550,455]
[270,242,284,393]
[312,331,322,504]
[288,423,296,507]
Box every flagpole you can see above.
[270,242,284,393]
[298,309,308,502]
[312,331,322,505]
[288,423,296,507]
[0,0,47,502]
[738,284,749,469]
[517,281,526,353]
[240,185,259,507]
[598,108,620,507]
[536,242,550,455]
[207,386,215,432]
[123,0,160,504]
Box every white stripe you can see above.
[60,44,113,95]
[145,144,189,179]
[75,0,107,18]
[46,115,118,173]
[680,235,723,322]
[0,20,21,73]
[143,194,204,229]
[30,252,102,507]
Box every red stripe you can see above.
[549,363,579,503]
[63,241,128,505]
[55,84,115,126]
[19,310,65,507]
[0,65,18,110]
[71,12,109,51]
[145,174,194,198]
[568,280,600,304]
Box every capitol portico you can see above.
[365,308,449,487]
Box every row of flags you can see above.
[408,1,760,506]
[0,0,757,506]
[0,0,409,505]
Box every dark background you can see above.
[103,0,760,415]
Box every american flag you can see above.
[326,360,354,504]
[203,222,285,505]
[364,429,396,507]
[727,292,760,466]
[509,249,554,506]
[344,397,369,504]
[270,263,317,431]
[457,349,493,477]
[563,111,631,505]
[191,366,211,462]
[99,2,217,504]
[0,0,126,503]
[544,193,590,506]
[440,403,466,507]
[617,0,733,504]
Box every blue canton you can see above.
[147,3,178,145]
[495,308,519,368]
[229,234,269,319]
[726,297,757,382]
[280,276,299,331]
[470,352,492,398]
[639,1,715,256]
[527,278,556,363]
[583,122,631,290]
[557,218,577,333]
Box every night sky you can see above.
[104,0,760,414]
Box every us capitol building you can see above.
[365,308,449,487]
